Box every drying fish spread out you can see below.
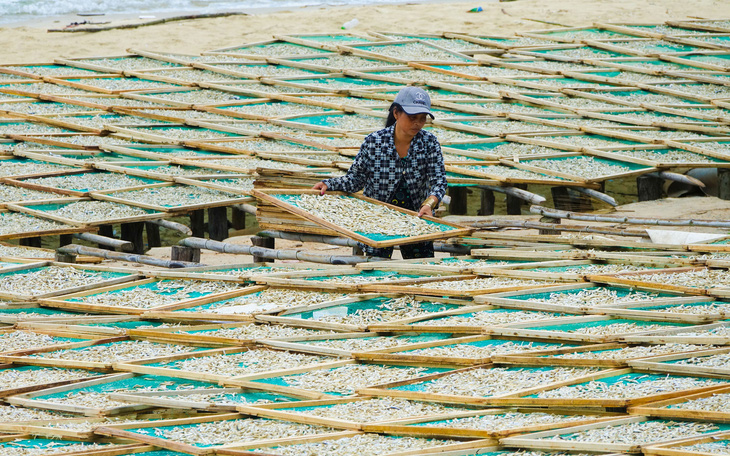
[2,19,730,454]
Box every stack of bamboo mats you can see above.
[1,17,730,456]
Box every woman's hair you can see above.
[385,103,403,127]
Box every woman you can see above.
[313,86,448,259]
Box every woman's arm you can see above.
[425,137,448,204]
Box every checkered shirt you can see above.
[322,125,447,206]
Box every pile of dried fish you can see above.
[0,212,69,236]
[168,349,330,377]
[249,433,458,455]
[0,367,98,389]
[427,411,594,431]
[45,200,150,222]
[0,330,64,353]
[408,277,550,291]
[314,296,449,326]
[621,269,730,289]
[305,336,413,352]
[153,418,329,446]
[287,364,429,394]
[567,322,674,336]
[422,367,599,397]
[552,344,713,359]
[29,340,197,363]
[419,310,564,327]
[0,161,71,177]
[24,173,147,192]
[680,441,730,455]
[406,340,547,358]
[206,289,343,315]
[537,376,722,399]
[0,266,104,296]
[547,420,718,444]
[106,185,240,208]
[673,392,730,411]
[70,279,240,309]
[528,157,633,178]
[292,397,466,422]
[0,404,72,422]
[292,194,446,236]
[188,324,331,340]
[527,288,660,307]
[677,353,730,368]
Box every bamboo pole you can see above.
[649,172,706,188]
[477,185,546,205]
[179,237,388,264]
[47,11,249,32]
[472,220,650,237]
[257,230,359,247]
[257,230,472,254]
[571,187,618,207]
[530,206,730,228]
[147,219,193,236]
[233,203,258,216]
[57,245,201,268]
[72,233,133,252]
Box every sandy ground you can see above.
[0,0,729,63]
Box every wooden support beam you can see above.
[507,184,527,215]
[145,222,161,248]
[637,174,664,202]
[251,235,275,263]
[61,245,200,268]
[207,207,229,241]
[189,210,205,238]
[447,186,469,215]
[121,222,145,254]
[719,168,730,201]
[59,234,73,247]
[170,245,201,263]
[19,237,41,248]
[231,205,247,230]
[478,188,495,216]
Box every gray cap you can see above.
[394,86,434,118]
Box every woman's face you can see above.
[395,110,429,137]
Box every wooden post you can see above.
[171,245,200,263]
[231,206,247,230]
[145,222,161,248]
[121,222,145,254]
[189,210,205,237]
[59,234,73,247]
[19,237,42,248]
[506,185,527,215]
[551,187,572,211]
[719,169,730,201]
[447,186,468,215]
[251,235,275,263]
[208,207,229,241]
[637,175,664,201]
[55,250,77,263]
[477,188,495,216]
[97,225,115,251]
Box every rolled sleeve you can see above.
[427,140,448,203]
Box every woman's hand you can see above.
[312,181,328,195]
[418,204,433,218]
